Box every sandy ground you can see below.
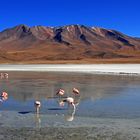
[0,64,140,75]
[0,126,140,140]
[0,111,140,140]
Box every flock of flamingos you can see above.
[0,73,9,102]
[0,72,80,122]
[35,87,80,114]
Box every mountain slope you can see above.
[0,24,140,63]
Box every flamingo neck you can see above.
[72,103,76,110]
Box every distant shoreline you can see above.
[0,64,140,75]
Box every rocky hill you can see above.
[0,24,140,63]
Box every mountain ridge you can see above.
[0,24,140,63]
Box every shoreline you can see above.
[0,126,139,140]
[0,64,140,75]
[0,111,140,140]
[0,125,139,140]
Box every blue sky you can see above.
[1,0,140,37]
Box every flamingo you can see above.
[0,73,8,79]
[1,91,8,98]
[59,97,75,110]
[0,73,4,79]
[0,91,8,102]
[4,73,8,79]
[34,101,41,114]
[59,97,76,121]
[72,88,80,95]
[56,89,65,97]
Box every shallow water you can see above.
[0,71,140,128]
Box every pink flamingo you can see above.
[0,91,8,102]
[1,91,8,98]
[4,73,8,79]
[34,101,41,114]
[0,73,4,79]
[0,73,8,79]
[59,97,75,110]
[72,88,80,95]
[56,89,65,97]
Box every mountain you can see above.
[0,24,140,63]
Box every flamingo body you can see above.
[73,88,80,95]
[1,92,8,98]
[34,101,41,114]
[56,89,65,96]
[0,73,8,79]
[34,101,41,107]
[63,97,75,110]
[66,97,74,104]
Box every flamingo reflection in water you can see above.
[35,112,41,128]
[65,107,76,121]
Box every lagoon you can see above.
[0,71,140,139]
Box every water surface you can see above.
[0,71,140,127]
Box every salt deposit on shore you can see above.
[0,64,140,74]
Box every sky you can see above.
[0,0,140,37]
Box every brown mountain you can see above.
[0,24,140,63]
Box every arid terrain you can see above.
[0,24,140,63]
